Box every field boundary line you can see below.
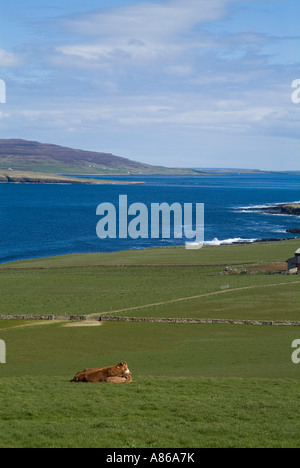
[100,316,300,327]
[1,280,299,326]
[0,262,255,271]
[88,280,300,318]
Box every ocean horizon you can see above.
[0,172,300,264]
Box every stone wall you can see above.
[101,316,300,327]
[1,314,300,327]
[0,315,55,320]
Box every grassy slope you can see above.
[1,240,299,321]
[0,170,141,185]
[3,239,299,267]
[1,376,299,448]
[0,160,199,175]
[1,240,300,448]
[0,140,200,175]
[0,321,300,448]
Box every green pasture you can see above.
[1,375,300,448]
[0,321,300,448]
[114,281,300,321]
[0,240,300,447]
[0,240,300,320]
[2,238,299,268]
[0,321,299,379]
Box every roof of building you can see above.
[296,248,300,255]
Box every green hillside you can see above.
[0,139,201,175]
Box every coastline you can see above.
[240,236,299,244]
[260,203,300,217]
[205,236,299,246]
[0,170,143,185]
[1,236,299,267]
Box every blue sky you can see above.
[0,0,299,170]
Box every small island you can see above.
[0,170,142,185]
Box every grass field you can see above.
[0,240,300,448]
[1,240,300,321]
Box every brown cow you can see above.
[71,361,131,383]
[106,372,133,384]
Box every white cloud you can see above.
[56,0,229,65]
[0,49,21,67]
[56,41,181,63]
[3,0,299,170]
[6,84,292,140]
[63,0,228,39]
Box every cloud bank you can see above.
[1,0,300,170]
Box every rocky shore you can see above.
[262,203,300,216]
[258,203,300,235]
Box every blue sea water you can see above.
[0,173,300,264]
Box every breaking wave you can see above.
[235,200,300,211]
[204,237,257,246]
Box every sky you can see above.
[0,0,300,170]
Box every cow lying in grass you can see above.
[71,361,133,384]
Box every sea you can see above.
[0,172,300,264]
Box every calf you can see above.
[106,372,133,384]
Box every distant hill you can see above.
[0,139,201,175]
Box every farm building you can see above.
[285,248,300,275]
